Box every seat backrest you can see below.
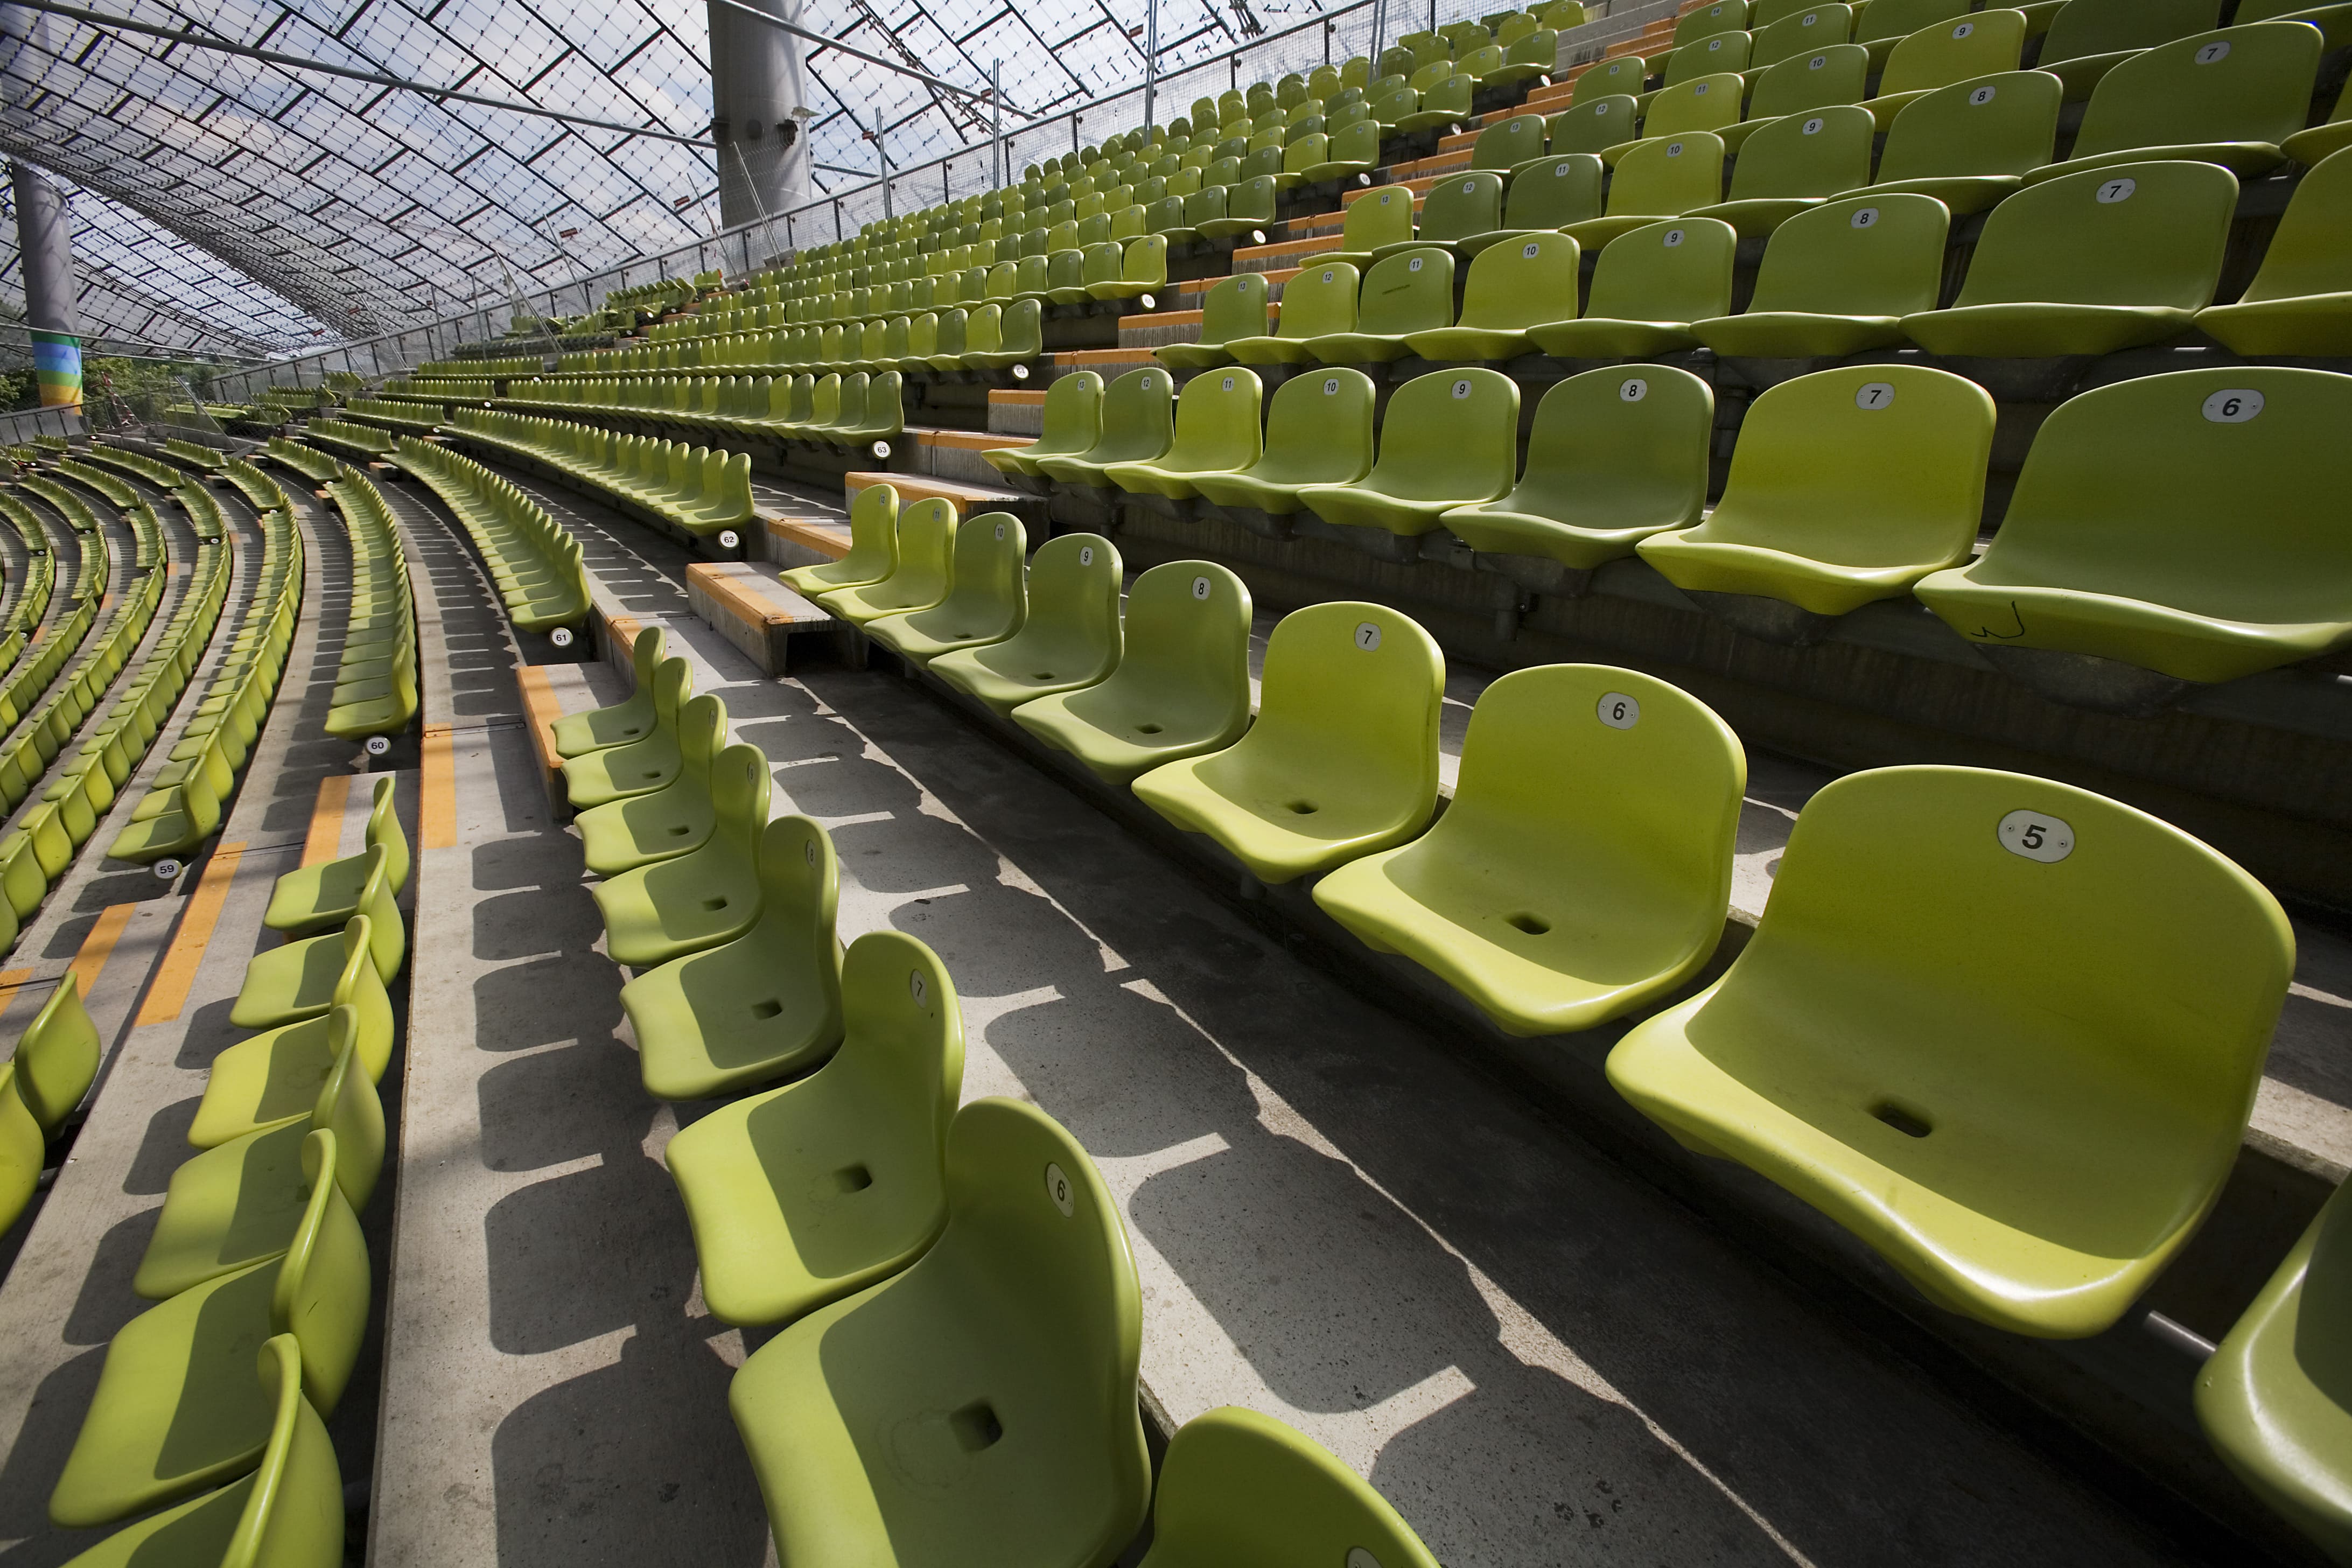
[1702,365,1993,565]
[1084,367,1177,466]
[222,1334,348,1568]
[1975,367,2352,624]
[1329,118,1383,166]
[1343,185,1416,251]
[1751,4,1853,68]
[1504,155,1605,228]
[1507,364,1714,534]
[1021,534,1125,667]
[8,974,97,1132]
[1746,191,1948,316]
[1876,68,2061,183]
[939,511,1028,626]
[649,655,693,737]
[753,814,844,1026]
[1573,54,1647,103]
[2241,145,2352,305]
[1747,42,1871,120]
[1138,1406,1437,1566]
[1355,248,1458,337]
[1666,33,1752,87]
[880,498,959,605]
[1196,274,1269,348]
[1458,233,1583,330]
[1473,113,1548,169]
[1276,261,1361,340]
[1605,132,1727,216]
[1675,0,1749,46]
[1241,601,1445,814]
[1952,159,2237,311]
[2073,23,2322,162]
[310,1009,385,1212]
[269,1126,372,1416]
[625,621,666,698]
[2040,0,2221,65]
[1726,103,1875,199]
[1417,172,1505,242]
[1547,95,1638,156]
[1164,369,1265,474]
[674,694,726,793]
[1109,561,1255,740]
[1365,367,1520,503]
[836,928,964,1190]
[1030,371,1105,460]
[708,742,773,862]
[1878,9,2028,96]
[1248,368,1379,488]
[0,1064,31,1229]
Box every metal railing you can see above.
[211,0,1665,402]
[0,405,87,444]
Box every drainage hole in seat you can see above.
[750,999,783,1019]
[949,1400,1005,1452]
[1134,722,1163,735]
[667,824,692,836]
[1287,801,1318,815]
[1031,671,1058,681]
[1871,1101,1933,1139]
[832,1164,874,1193]
[701,895,730,912]
[1507,912,1550,935]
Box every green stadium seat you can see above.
[1902,160,2236,357]
[1441,366,1714,582]
[1190,369,1378,529]
[1638,366,1994,630]
[1749,3,1852,71]
[1315,664,1744,1034]
[1322,186,1417,266]
[1084,235,1171,302]
[0,1063,34,1234]
[1403,233,1581,360]
[1304,248,1457,362]
[8,973,98,1133]
[1627,72,1745,155]
[2237,0,2352,51]
[869,513,1028,664]
[2035,0,2223,99]
[1306,119,1383,182]
[1227,261,1359,363]
[1854,69,2062,215]
[817,499,959,624]
[1011,562,1254,785]
[781,483,899,594]
[622,814,844,1101]
[132,1025,380,1301]
[51,1334,346,1568]
[1525,216,1736,357]
[663,929,958,1326]
[2197,148,2352,354]
[592,741,769,968]
[1913,368,2352,699]
[228,901,398,1037]
[1379,172,1506,260]
[1134,1405,1440,1567]
[48,1129,369,1526]
[1104,369,1264,501]
[2285,75,2352,167]
[1719,43,1870,153]
[190,996,391,1154]
[1693,104,1874,234]
[562,655,692,808]
[2028,23,2321,184]
[1691,191,1949,357]
[1132,602,1443,884]
[1297,368,1520,552]
[2195,1178,2352,1563]
[727,1097,1150,1566]
[575,694,727,876]
[929,535,1123,713]
[263,775,409,936]
[1606,763,2292,1338]
[1563,132,1728,247]
[983,376,1101,486]
[1572,54,1647,102]
[1675,0,1748,44]
[1463,154,1604,251]
[1157,276,1271,369]
[1033,368,1175,488]
[1488,26,1563,89]
[1545,95,1638,156]
[1472,113,1549,171]
[1866,9,2029,127]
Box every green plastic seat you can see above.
[1226,262,1358,364]
[2285,74,2352,167]
[2238,0,2352,52]
[1134,1405,1439,1567]
[592,741,769,968]
[817,499,959,624]
[263,775,410,936]
[9,971,99,1133]
[1465,154,1605,253]
[1913,367,2352,699]
[1084,235,1170,303]
[1300,119,1382,183]
[664,929,959,1327]
[1903,160,2235,357]
[983,375,1102,481]
[1866,8,2028,128]
[1404,233,1580,361]
[1662,32,1752,93]
[575,694,729,875]
[49,1130,369,1527]
[133,1022,380,1301]
[1545,95,1638,157]
[2195,146,2352,356]
[53,1334,346,1568]
[562,655,693,808]
[929,534,1123,713]
[1695,104,1875,235]
[1472,113,1548,172]
[1562,131,1728,248]
[1748,3,1852,71]
[1639,365,1993,632]
[1854,0,1972,65]
[1718,41,1869,154]
[229,899,398,1032]
[1396,72,1476,134]
[1441,366,1713,583]
[1011,562,1254,785]
[190,971,393,1149]
[2196,1178,2352,1563]
[1691,191,1949,357]
[1157,275,1270,369]
[1189,369,1377,528]
[1572,54,1647,103]
[1376,172,1504,260]
[1297,368,1521,547]
[1856,69,2061,216]
[622,815,844,1100]
[1526,217,1735,358]
[1674,0,1748,46]
[1130,601,1444,885]
[868,513,1028,664]
[1304,247,1457,363]
[1321,185,1416,267]
[728,1097,1150,1568]
[1315,663,1742,1035]
[1606,763,2294,1339]
[2035,0,2224,100]
[0,1065,39,1234]
[1487,25,1562,89]
[1104,368,1264,500]
[2029,22,2320,185]
[1033,367,1176,488]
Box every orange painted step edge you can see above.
[136,842,246,1026]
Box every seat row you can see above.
[396,438,592,638]
[547,293,1052,383]
[0,492,59,677]
[50,456,139,510]
[498,368,909,450]
[442,408,754,542]
[341,396,442,436]
[301,417,399,463]
[263,435,341,484]
[548,624,1446,1564]
[217,454,293,517]
[317,463,420,745]
[43,782,409,1562]
[0,977,101,1235]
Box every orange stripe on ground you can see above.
[136,842,246,1025]
[0,967,36,1018]
[302,773,352,867]
[516,665,564,786]
[66,904,136,1002]
[421,724,457,849]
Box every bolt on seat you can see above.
[868,513,1028,664]
[1605,764,2294,1339]
[929,534,1124,713]
[592,741,769,969]
[574,693,729,876]
[815,498,960,625]
[562,655,693,808]
[1137,1405,1441,1567]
